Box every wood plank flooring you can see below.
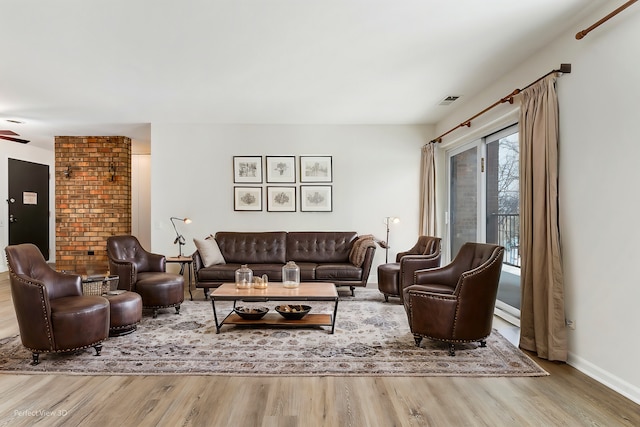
[0,274,638,427]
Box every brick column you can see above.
[54,136,131,274]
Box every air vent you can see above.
[439,95,460,106]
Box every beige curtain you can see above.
[419,143,436,236]
[518,74,567,362]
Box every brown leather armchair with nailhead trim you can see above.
[403,242,504,356]
[5,243,110,365]
[377,236,441,302]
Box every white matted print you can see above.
[233,156,263,183]
[300,185,332,212]
[300,156,332,182]
[266,156,296,183]
[234,187,262,211]
[267,186,296,212]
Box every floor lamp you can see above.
[382,216,400,263]
[170,217,192,257]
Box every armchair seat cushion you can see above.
[407,283,455,295]
[50,296,110,350]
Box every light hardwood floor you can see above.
[0,275,637,427]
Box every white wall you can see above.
[149,124,432,278]
[131,154,151,249]
[0,141,55,272]
[432,3,640,404]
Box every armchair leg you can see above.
[204,288,210,300]
[448,343,456,356]
[383,294,389,302]
[31,353,40,366]
[93,344,103,356]
[175,305,181,315]
[479,340,487,348]
[413,335,422,347]
[350,286,355,297]
[153,309,158,318]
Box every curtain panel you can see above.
[518,74,567,362]
[419,143,436,236]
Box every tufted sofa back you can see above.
[215,231,287,264]
[286,232,357,263]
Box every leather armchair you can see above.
[403,242,504,356]
[377,236,441,302]
[5,243,110,365]
[107,235,184,318]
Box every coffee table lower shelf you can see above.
[224,313,332,327]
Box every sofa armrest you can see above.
[359,246,377,285]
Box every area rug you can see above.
[0,288,547,377]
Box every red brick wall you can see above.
[54,136,131,274]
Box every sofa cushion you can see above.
[316,263,363,281]
[193,237,226,267]
[215,232,287,264]
[286,232,356,263]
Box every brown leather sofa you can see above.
[377,236,441,302]
[403,242,504,356]
[5,243,110,365]
[107,235,184,318]
[193,231,376,299]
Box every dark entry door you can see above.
[8,158,50,259]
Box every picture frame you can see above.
[266,156,296,183]
[300,185,332,212]
[267,186,296,212]
[234,186,262,211]
[300,156,332,182]
[233,156,263,183]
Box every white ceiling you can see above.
[0,0,609,151]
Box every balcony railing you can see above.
[491,213,520,267]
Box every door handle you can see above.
[9,214,17,223]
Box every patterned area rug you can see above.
[0,288,547,377]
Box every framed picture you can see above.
[266,156,296,183]
[300,156,332,182]
[300,185,332,212]
[267,186,296,212]
[234,186,262,211]
[233,156,263,183]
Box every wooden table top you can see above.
[212,282,338,300]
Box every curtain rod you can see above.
[429,64,571,144]
[576,0,637,40]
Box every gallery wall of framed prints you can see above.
[232,155,332,212]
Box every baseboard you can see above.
[567,351,640,405]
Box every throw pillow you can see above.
[349,234,376,267]
[194,236,226,267]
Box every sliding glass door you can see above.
[447,125,520,322]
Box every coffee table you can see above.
[210,282,339,334]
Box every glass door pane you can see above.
[485,126,520,318]
[449,145,479,258]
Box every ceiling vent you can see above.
[439,95,460,106]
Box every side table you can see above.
[166,256,194,300]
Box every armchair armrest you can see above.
[413,263,460,288]
[144,252,166,272]
[399,254,441,288]
[109,259,137,291]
